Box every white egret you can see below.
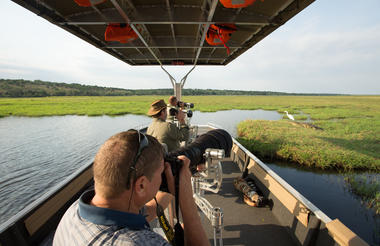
[284,111,295,121]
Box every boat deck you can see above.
[200,160,295,246]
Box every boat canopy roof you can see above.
[12,0,314,66]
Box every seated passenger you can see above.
[147,99,189,152]
[53,130,209,246]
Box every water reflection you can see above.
[266,163,380,246]
[0,114,151,223]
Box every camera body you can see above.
[160,154,183,192]
[164,154,183,177]
[169,107,193,118]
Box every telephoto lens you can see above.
[170,128,232,169]
[160,129,232,192]
[184,103,194,108]
[185,110,193,118]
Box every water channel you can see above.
[0,110,378,245]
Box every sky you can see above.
[0,0,380,94]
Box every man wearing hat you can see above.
[147,99,189,152]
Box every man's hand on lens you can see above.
[164,155,191,196]
[177,110,186,122]
[177,155,192,188]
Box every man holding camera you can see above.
[147,99,189,152]
[167,96,183,122]
[53,130,209,246]
[167,96,177,122]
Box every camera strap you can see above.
[173,174,184,246]
[154,174,184,246]
[154,197,175,244]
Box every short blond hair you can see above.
[93,131,164,199]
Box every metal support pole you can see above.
[191,148,225,246]
[160,65,196,101]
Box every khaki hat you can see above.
[147,99,167,116]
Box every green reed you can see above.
[344,174,380,214]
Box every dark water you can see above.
[0,110,378,245]
[266,163,379,246]
[0,114,151,223]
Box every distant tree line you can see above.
[0,79,342,97]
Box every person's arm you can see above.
[177,156,210,246]
[145,162,175,222]
[169,111,189,142]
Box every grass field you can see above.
[219,96,380,171]
[0,96,154,117]
[1,95,379,116]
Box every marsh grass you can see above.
[237,120,380,171]
[344,174,380,214]
[227,95,379,171]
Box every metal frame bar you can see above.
[108,46,243,49]
[193,0,218,66]
[99,2,150,64]
[121,0,162,59]
[165,0,179,57]
[193,0,209,57]
[62,21,268,26]
[109,0,163,66]
[133,58,226,60]
[166,0,218,99]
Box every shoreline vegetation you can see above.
[1,94,379,213]
[344,174,380,214]
[0,79,345,97]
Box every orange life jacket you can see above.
[104,24,138,43]
[205,24,237,54]
[219,0,259,8]
[74,0,107,7]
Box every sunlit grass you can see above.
[237,120,380,171]
[231,96,380,172]
[1,95,379,118]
